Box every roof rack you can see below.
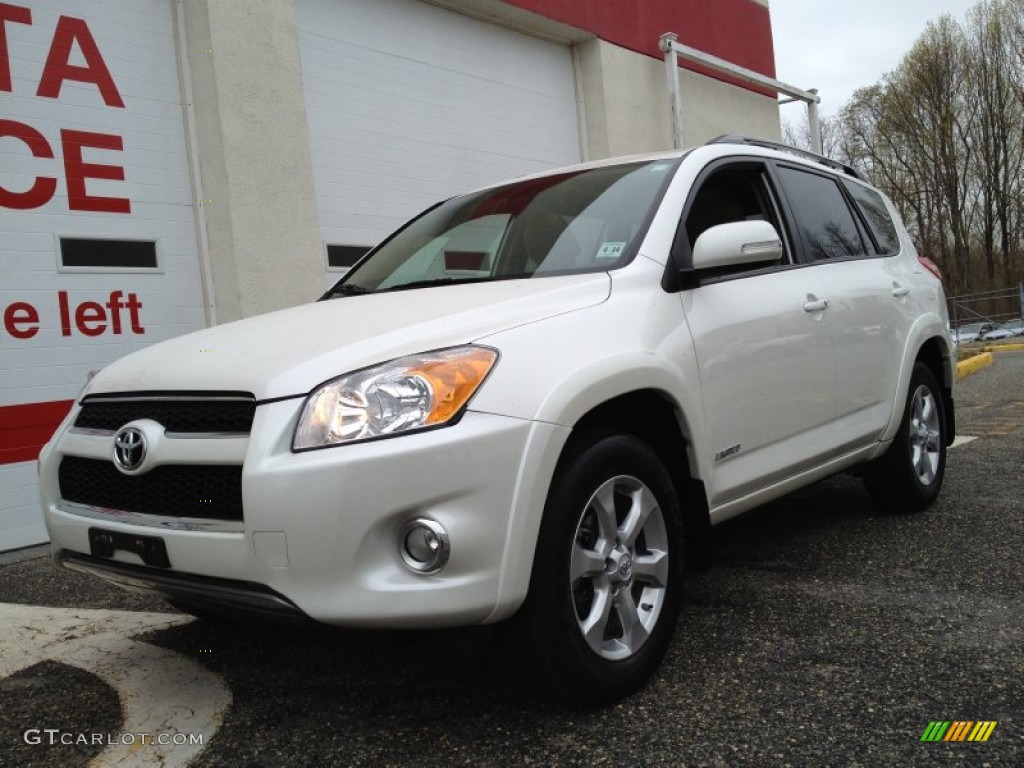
[707,135,862,180]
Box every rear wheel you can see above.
[864,362,947,512]
[508,434,684,706]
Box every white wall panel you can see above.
[296,0,582,260]
[0,0,204,550]
[0,464,47,551]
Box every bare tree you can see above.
[829,1,1024,293]
[782,112,845,161]
[965,0,1024,281]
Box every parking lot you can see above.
[2,351,1021,768]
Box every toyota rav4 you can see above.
[40,136,955,705]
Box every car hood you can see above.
[83,275,611,400]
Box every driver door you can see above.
[678,161,836,508]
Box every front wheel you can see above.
[863,362,947,512]
[507,434,684,706]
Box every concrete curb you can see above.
[979,342,1024,353]
[0,543,50,565]
[956,352,994,381]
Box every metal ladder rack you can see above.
[659,33,823,154]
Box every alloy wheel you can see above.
[570,475,670,661]
[908,384,941,486]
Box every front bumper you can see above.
[42,399,561,627]
[59,551,307,619]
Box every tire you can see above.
[863,362,947,512]
[508,434,685,707]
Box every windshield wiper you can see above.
[382,277,484,292]
[327,277,486,298]
[327,284,371,298]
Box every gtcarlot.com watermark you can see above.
[24,728,203,747]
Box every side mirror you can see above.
[691,220,783,270]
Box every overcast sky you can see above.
[770,0,980,119]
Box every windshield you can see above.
[324,159,678,296]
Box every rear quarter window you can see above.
[775,166,865,261]
[842,180,901,255]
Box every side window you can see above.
[685,166,786,260]
[775,166,866,261]
[842,180,901,255]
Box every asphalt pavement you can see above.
[1,352,1022,768]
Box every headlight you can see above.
[292,346,498,450]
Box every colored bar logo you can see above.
[921,721,997,742]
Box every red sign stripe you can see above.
[502,0,776,94]
[0,400,74,465]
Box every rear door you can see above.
[772,165,905,447]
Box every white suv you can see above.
[40,136,955,704]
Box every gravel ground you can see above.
[2,351,1022,768]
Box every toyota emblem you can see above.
[112,427,147,473]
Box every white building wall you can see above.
[180,0,324,321]
[0,0,206,549]
[576,39,781,161]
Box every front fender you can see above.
[469,278,708,620]
[470,268,706,478]
[477,359,706,623]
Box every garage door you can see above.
[295,0,582,276]
[0,0,205,550]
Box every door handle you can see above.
[892,284,910,298]
[803,298,829,312]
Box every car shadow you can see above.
[125,469,984,766]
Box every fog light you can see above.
[399,518,450,574]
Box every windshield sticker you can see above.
[597,242,626,261]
